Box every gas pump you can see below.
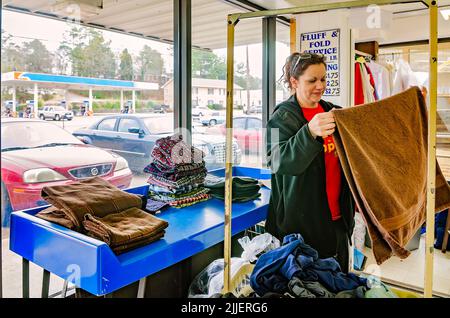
[81,100,89,116]
[25,100,35,118]
[2,100,15,117]
[121,100,132,114]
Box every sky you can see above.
[2,9,290,79]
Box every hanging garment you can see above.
[37,177,143,230]
[332,87,450,264]
[392,59,419,94]
[367,60,391,99]
[354,62,365,106]
[363,63,379,101]
[360,63,376,103]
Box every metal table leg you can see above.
[137,277,147,298]
[22,258,29,298]
[42,269,50,298]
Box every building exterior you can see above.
[163,78,244,109]
[162,78,287,110]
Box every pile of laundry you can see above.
[144,134,211,209]
[249,234,398,298]
[203,174,261,202]
[36,177,168,255]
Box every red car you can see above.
[1,118,133,226]
[219,116,263,153]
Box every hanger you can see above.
[356,56,367,64]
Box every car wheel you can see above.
[1,182,13,228]
[209,119,217,126]
[55,114,61,121]
[39,114,45,120]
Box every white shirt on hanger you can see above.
[368,60,391,100]
[392,59,419,94]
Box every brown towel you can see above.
[37,177,142,230]
[332,87,450,264]
[82,207,168,250]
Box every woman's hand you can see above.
[307,111,335,139]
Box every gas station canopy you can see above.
[1,72,159,91]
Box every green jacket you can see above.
[265,94,355,258]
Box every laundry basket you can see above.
[390,287,421,298]
[221,263,255,297]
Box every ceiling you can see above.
[2,0,450,50]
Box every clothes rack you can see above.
[225,0,439,298]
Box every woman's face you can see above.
[290,63,327,106]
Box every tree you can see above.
[119,48,133,80]
[22,39,53,73]
[192,49,226,79]
[57,26,116,78]
[136,45,164,81]
[1,29,25,73]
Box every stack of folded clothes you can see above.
[144,134,211,208]
[204,174,261,202]
[36,177,168,254]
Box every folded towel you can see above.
[168,193,211,208]
[149,187,210,203]
[145,198,169,214]
[145,161,206,175]
[204,175,261,202]
[82,207,168,247]
[147,174,206,190]
[87,229,165,255]
[37,177,142,230]
[151,134,205,168]
[144,162,208,182]
[332,87,450,264]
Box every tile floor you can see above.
[358,235,450,297]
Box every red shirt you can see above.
[301,104,342,221]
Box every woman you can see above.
[265,52,355,272]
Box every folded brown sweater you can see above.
[332,87,450,264]
[82,207,168,247]
[37,177,142,230]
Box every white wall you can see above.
[295,9,353,107]
[355,11,450,44]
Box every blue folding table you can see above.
[9,167,271,297]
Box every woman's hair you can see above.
[280,52,327,89]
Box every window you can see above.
[208,88,214,95]
[118,119,141,133]
[193,87,198,94]
[97,118,117,131]
[233,118,247,129]
[143,117,173,134]
[247,118,262,130]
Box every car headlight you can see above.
[23,168,68,183]
[114,156,129,171]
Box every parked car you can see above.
[1,118,133,227]
[201,112,226,126]
[72,114,242,172]
[248,105,263,114]
[219,116,262,153]
[153,104,170,114]
[192,105,211,120]
[39,106,73,121]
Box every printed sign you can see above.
[300,29,340,96]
